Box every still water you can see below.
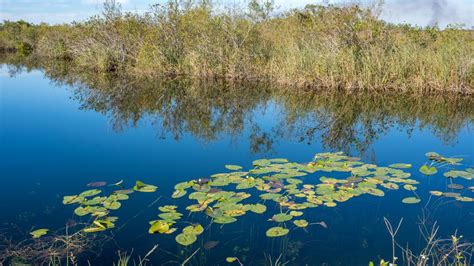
[0,60,473,265]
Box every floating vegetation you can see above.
[425,152,463,165]
[389,163,412,169]
[133,181,158,193]
[419,165,437,175]
[443,169,474,180]
[52,151,472,256]
[146,152,434,246]
[447,184,464,190]
[87,181,107,187]
[266,227,289,237]
[62,180,157,234]
[293,219,308,228]
[225,165,243,171]
[30,229,48,239]
[402,197,421,204]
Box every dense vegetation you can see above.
[0,0,473,92]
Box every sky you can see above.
[0,0,472,28]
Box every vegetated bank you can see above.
[0,0,473,93]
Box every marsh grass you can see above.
[0,0,472,93]
[0,227,106,265]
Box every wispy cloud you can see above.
[81,0,129,4]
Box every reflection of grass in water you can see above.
[1,53,473,155]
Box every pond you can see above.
[0,59,473,265]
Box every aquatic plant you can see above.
[146,151,429,247]
[62,180,157,233]
[3,151,473,264]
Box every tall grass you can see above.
[0,0,472,92]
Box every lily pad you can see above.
[271,213,293,222]
[213,216,237,224]
[402,197,421,204]
[389,163,412,169]
[158,205,178,212]
[133,181,158,193]
[182,224,204,235]
[30,228,48,238]
[266,226,289,237]
[447,184,464,190]
[225,165,243,171]
[149,220,171,234]
[159,212,183,221]
[103,201,121,210]
[248,203,267,214]
[293,219,308,228]
[175,233,197,246]
[419,165,437,176]
[226,257,238,263]
[79,189,102,198]
[172,189,187,198]
[429,191,443,196]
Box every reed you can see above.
[0,0,472,93]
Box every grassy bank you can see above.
[1,0,473,93]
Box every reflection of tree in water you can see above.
[2,53,473,155]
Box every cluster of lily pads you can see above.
[60,180,157,233]
[419,152,474,202]
[31,151,473,250]
[148,152,435,245]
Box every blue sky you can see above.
[0,0,472,28]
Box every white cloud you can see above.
[81,0,129,5]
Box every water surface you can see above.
[0,60,473,265]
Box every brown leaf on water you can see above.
[203,240,219,250]
[87,181,107,187]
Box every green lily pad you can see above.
[419,165,437,175]
[30,228,48,238]
[172,189,187,198]
[248,203,267,214]
[226,257,238,263]
[213,216,237,224]
[293,219,308,228]
[444,170,473,180]
[289,211,303,217]
[266,226,289,237]
[149,220,171,234]
[158,205,178,212]
[225,165,243,171]
[103,201,121,210]
[175,233,197,246]
[403,184,417,191]
[389,163,412,169]
[133,181,158,193]
[402,197,421,204]
[62,195,83,205]
[159,212,183,221]
[74,206,90,216]
[183,224,204,235]
[79,189,102,198]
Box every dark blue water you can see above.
[1,64,473,265]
